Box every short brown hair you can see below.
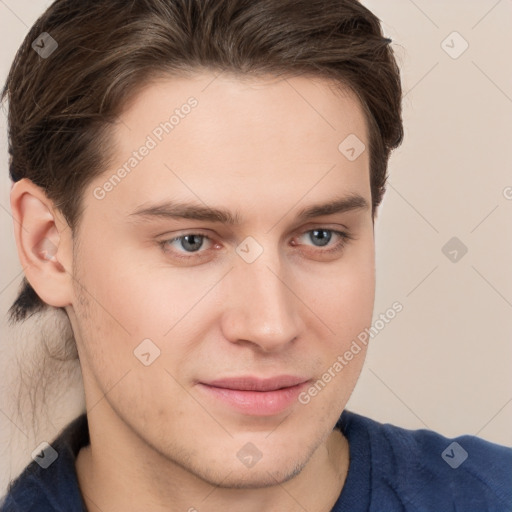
[2,0,403,323]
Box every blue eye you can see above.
[164,234,210,254]
[306,229,333,247]
[296,229,353,253]
[160,228,353,260]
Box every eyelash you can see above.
[158,228,354,260]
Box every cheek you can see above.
[299,233,375,339]
[73,237,177,335]
[72,237,226,378]
[297,256,374,417]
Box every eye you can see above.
[159,227,354,261]
[294,228,353,254]
[160,233,214,258]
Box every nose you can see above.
[220,246,301,353]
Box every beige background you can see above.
[1,0,511,496]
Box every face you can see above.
[67,72,375,488]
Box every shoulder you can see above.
[0,468,55,512]
[338,410,512,511]
[0,414,89,512]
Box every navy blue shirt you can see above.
[1,410,511,511]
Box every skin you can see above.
[11,72,376,512]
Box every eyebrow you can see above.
[129,193,369,225]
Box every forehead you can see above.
[116,71,368,146]
[91,72,370,222]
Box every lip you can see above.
[197,375,310,416]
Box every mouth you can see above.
[197,375,310,416]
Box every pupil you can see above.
[182,235,203,252]
[311,229,331,247]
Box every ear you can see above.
[10,178,74,309]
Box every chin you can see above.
[197,459,306,490]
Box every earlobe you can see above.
[10,178,74,309]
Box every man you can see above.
[1,0,511,511]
